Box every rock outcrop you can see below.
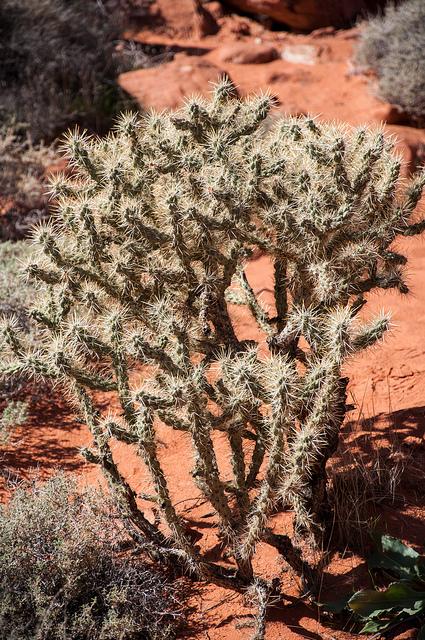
[216,42,278,64]
[119,53,232,111]
[222,0,387,31]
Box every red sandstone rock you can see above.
[216,42,278,64]
[392,630,419,640]
[128,0,218,41]
[369,103,408,126]
[119,53,232,112]
[222,0,386,31]
[122,26,411,126]
[204,1,224,20]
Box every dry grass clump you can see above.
[356,0,425,124]
[0,475,185,640]
[328,441,404,551]
[0,0,131,141]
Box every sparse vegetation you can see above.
[0,400,28,443]
[0,475,185,640]
[0,0,132,141]
[0,241,37,327]
[2,83,425,637]
[356,0,425,124]
[328,440,404,550]
[0,241,43,403]
[0,127,58,240]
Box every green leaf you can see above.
[368,535,423,580]
[320,595,351,614]
[360,618,393,634]
[348,582,425,618]
[359,608,413,634]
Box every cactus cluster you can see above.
[2,80,425,604]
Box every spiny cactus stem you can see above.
[137,407,205,577]
[268,323,300,358]
[106,421,138,445]
[354,271,409,295]
[273,258,288,332]
[1,323,24,357]
[249,578,273,640]
[157,409,191,432]
[188,208,285,257]
[199,280,240,348]
[65,263,157,328]
[285,374,348,541]
[109,313,139,426]
[303,376,349,540]
[403,219,425,236]
[239,270,273,336]
[211,295,240,348]
[26,264,61,285]
[111,324,203,569]
[66,365,116,392]
[350,296,367,317]
[227,423,250,517]
[239,413,287,563]
[245,410,268,489]
[169,209,198,286]
[245,436,266,490]
[74,384,167,549]
[188,404,236,535]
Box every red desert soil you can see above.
[2,5,425,639]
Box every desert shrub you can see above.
[0,127,57,210]
[1,82,425,635]
[356,0,425,123]
[114,41,174,73]
[0,241,37,326]
[0,241,43,401]
[0,399,28,443]
[0,127,58,239]
[0,474,185,640]
[0,0,131,141]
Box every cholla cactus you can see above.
[2,80,425,600]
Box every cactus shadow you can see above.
[0,385,88,491]
[333,404,425,547]
[341,404,425,481]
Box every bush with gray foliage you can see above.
[0,241,40,403]
[2,82,425,635]
[0,475,184,640]
[356,0,425,123]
